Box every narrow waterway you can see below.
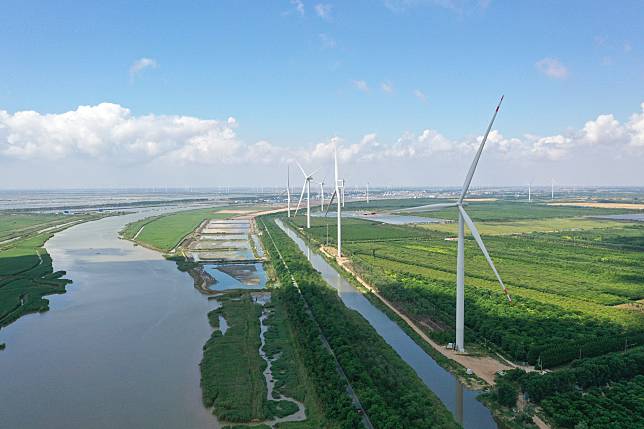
[0,209,220,429]
[276,219,498,429]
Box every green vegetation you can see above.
[260,216,460,429]
[121,207,232,252]
[491,347,644,428]
[420,217,632,236]
[201,293,266,422]
[345,199,639,222]
[288,200,644,369]
[200,290,329,427]
[0,212,107,332]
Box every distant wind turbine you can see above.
[325,147,344,257]
[286,165,291,217]
[294,162,318,228]
[398,96,512,352]
[319,177,326,213]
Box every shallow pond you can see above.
[316,211,447,225]
[592,213,644,222]
[204,262,267,291]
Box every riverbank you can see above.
[0,212,114,333]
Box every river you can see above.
[276,219,498,429]
[0,210,219,429]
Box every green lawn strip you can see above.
[261,216,460,429]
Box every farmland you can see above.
[287,201,644,367]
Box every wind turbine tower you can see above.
[399,96,512,352]
[286,165,291,217]
[319,178,325,213]
[324,147,343,257]
[294,162,317,228]
[366,183,370,204]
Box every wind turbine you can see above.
[366,182,370,204]
[528,182,532,203]
[551,178,555,200]
[319,177,326,213]
[398,96,512,352]
[286,165,292,217]
[294,162,317,228]
[325,147,344,257]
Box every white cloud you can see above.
[318,33,336,49]
[129,57,157,79]
[314,3,332,19]
[381,82,394,94]
[352,80,369,93]
[413,89,427,102]
[0,103,244,164]
[290,0,305,15]
[1,102,643,177]
[535,57,569,79]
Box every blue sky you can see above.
[1,1,643,187]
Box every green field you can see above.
[0,212,107,335]
[419,217,634,236]
[288,200,644,369]
[121,207,233,252]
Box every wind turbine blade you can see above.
[459,95,504,203]
[294,181,306,216]
[458,206,512,302]
[396,202,459,213]
[325,190,337,217]
[309,168,320,179]
[295,161,307,177]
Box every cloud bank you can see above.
[0,102,643,173]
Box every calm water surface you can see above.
[0,210,219,429]
[276,219,498,429]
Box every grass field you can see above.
[121,207,233,252]
[288,200,644,368]
[0,212,107,335]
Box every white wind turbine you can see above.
[294,162,318,229]
[325,147,344,257]
[286,165,292,217]
[399,96,512,352]
[319,177,326,213]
